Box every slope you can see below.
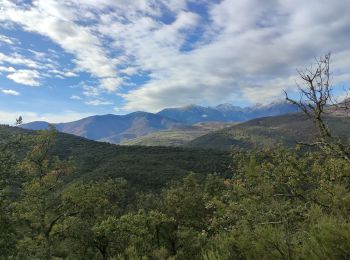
[188,113,350,150]
[0,125,231,190]
[121,122,237,147]
[21,112,186,144]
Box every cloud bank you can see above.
[0,0,350,112]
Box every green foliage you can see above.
[61,179,127,259]
[15,127,74,258]
[121,129,208,147]
[0,208,17,258]
[0,125,231,191]
[0,130,24,258]
[202,147,350,259]
[1,124,350,259]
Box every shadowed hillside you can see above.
[188,113,350,150]
[0,125,231,190]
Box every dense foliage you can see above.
[0,125,231,190]
[1,124,349,259]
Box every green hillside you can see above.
[188,113,350,150]
[2,122,350,259]
[121,122,236,147]
[0,125,231,190]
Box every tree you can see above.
[61,178,128,259]
[0,124,26,257]
[203,146,350,259]
[159,174,210,258]
[15,116,23,126]
[285,53,350,162]
[16,127,74,259]
[0,140,19,257]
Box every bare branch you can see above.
[285,53,350,163]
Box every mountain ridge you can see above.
[22,112,185,144]
[22,100,299,144]
[157,100,299,124]
[187,113,350,150]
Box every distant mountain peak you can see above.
[19,121,50,131]
[215,103,241,112]
[264,99,288,106]
[158,99,299,124]
[252,103,264,108]
[181,104,203,110]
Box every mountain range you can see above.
[22,112,185,144]
[21,100,299,144]
[158,100,299,124]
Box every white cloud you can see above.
[0,34,16,45]
[71,0,187,17]
[0,66,15,72]
[0,0,120,82]
[0,48,77,86]
[49,69,79,78]
[100,77,123,92]
[82,85,100,97]
[7,69,41,86]
[64,71,78,77]
[70,95,82,100]
[1,89,20,96]
[0,52,41,69]
[85,99,113,106]
[0,0,195,97]
[0,0,124,95]
[120,67,139,76]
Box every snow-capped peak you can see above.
[215,103,241,112]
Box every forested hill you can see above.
[0,125,231,190]
[2,117,350,259]
[188,113,350,150]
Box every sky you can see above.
[0,0,350,124]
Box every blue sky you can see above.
[0,0,349,124]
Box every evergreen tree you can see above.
[15,127,74,258]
